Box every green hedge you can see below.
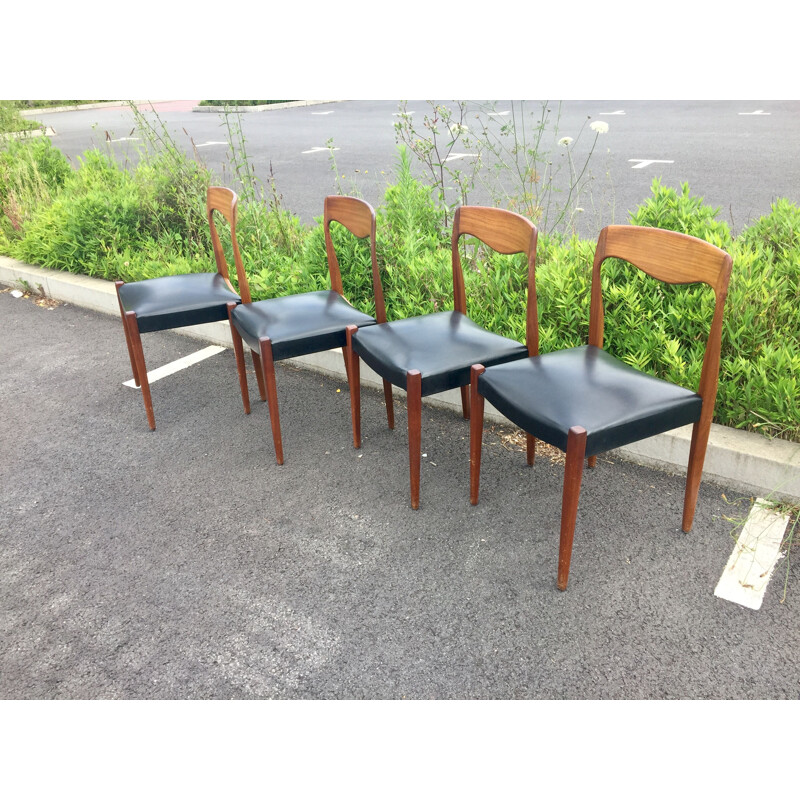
[1,136,798,443]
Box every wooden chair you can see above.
[115,186,245,430]
[346,205,538,509]
[229,195,392,464]
[469,225,733,590]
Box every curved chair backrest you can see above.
[451,205,539,354]
[324,195,387,324]
[207,186,250,303]
[589,224,733,405]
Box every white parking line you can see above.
[123,345,226,387]
[714,498,789,610]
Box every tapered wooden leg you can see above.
[345,325,362,449]
[258,337,283,465]
[227,303,250,415]
[124,311,155,431]
[469,365,486,505]
[526,434,536,466]
[407,370,422,510]
[460,385,470,420]
[341,346,351,385]
[557,426,588,591]
[588,455,598,469]
[251,350,267,402]
[383,380,395,430]
[115,281,139,387]
[682,415,711,532]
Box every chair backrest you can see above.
[324,195,387,323]
[207,186,250,303]
[589,224,733,405]
[451,205,539,354]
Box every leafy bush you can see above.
[1,127,798,443]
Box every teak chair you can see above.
[115,186,245,430]
[229,195,391,463]
[469,225,733,591]
[346,205,537,509]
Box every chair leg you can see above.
[124,311,155,431]
[526,434,536,466]
[383,380,395,430]
[588,455,598,469]
[345,325,362,449]
[258,337,284,465]
[557,426,588,591]
[407,370,422,510]
[460,385,470,420]
[115,281,139,387]
[227,303,250,415]
[251,350,267,402]
[682,415,711,532]
[469,365,486,505]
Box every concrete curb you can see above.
[2,256,799,503]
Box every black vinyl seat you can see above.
[469,225,733,591]
[477,344,703,456]
[231,289,376,361]
[228,195,392,465]
[354,310,527,396]
[115,187,245,430]
[346,205,539,510]
[118,272,239,334]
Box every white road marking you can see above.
[601,110,626,115]
[714,498,789,610]
[444,153,478,162]
[629,158,675,169]
[312,111,334,115]
[739,110,771,115]
[195,141,228,147]
[392,111,414,116]
[124,345,226,387]
[108,137,140,142]
[302,145,338,154]
[488,111,509,116]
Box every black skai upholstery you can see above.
[117,272,239,334]
[353,310,527,395]
[477,344,703,457]
[231,289,376,360]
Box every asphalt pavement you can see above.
[1,288,799,700]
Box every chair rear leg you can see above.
[345,326,362,448]
[258,337,284,465]
[526,434,536,466]
[407,370,422,510]
[460,385,470,420]
[115,281,139,387]
[469,365,486,505]
[251,351,267,402]
[124,311,155,431]
[227,303,250,415]
[557,426,588,591]
[383,380,395,430]
[682,416,711,532]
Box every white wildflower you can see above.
[558,136,573,147]
[590,120,609,134]
[449,122,469,136]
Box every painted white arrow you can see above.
[302,146,339,154]
[195,141,228,148]
[629,159,675,169]
[600,110,626,115]
[739,110,771,115]
[444,153,478,162]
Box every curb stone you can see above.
[2,256,798,503]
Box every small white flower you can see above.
[574,207,585,213]
[590,120,609,134]
[558,136,573,147]
[449,122,469,135]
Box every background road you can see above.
[28,99,800,238]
